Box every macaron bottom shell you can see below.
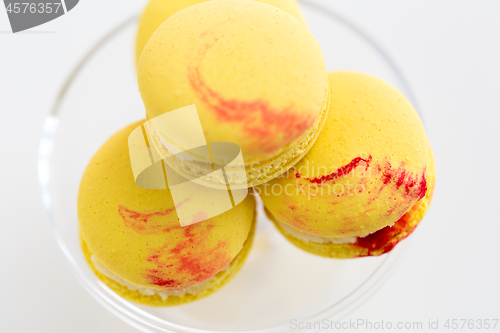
[268,149,436,259]
[81,216,256,307]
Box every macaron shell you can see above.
[78,121,254,290]
[138,0,328,160]
[135,0,307,64]
[270,147,436,258]
[81,216,256,306]
[259,71,429,238]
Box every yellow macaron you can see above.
[258,71,433,257]
[78,121,256,306]
[268,148,435,258]
[135,0,307,64]
[138,0,329,188]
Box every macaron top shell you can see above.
[259,72,429,238]
[135,0,307,64]
[78,121,254,290]
[138,0,328,160]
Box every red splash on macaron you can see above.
[189,67,314,153]
[302,156,372,184]
[118,203,231,290]
[143,224,231,289]
[355,206,417,256]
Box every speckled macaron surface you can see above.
[135,0,307,64]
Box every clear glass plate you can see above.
[39,1,420,332]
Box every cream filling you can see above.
[91,255,226,300]
[276,220,358,244]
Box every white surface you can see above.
[0,1,499,332]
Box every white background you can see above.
[1,0,499,332]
